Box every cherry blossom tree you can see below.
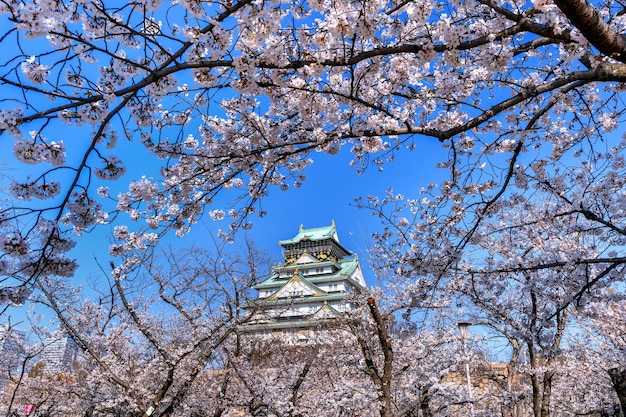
[2,0,626,304]
[575,300,626,415]
[2,247,477,417]
[347,297,466,417]
[218,336,377,416]
[363,160,626,416]
[1,241,270,417]
[216,297,467,417]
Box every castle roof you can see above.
[279,223,339,246]
[254,257,365,291]
[278,222,351,258]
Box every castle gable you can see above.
[295,252,319,264]
[270,275,324,299]
[310,302,342,320]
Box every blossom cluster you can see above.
[0,285,32,306]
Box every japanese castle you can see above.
[241,223,367,339]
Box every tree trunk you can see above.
[609,368,626,415]
[359,297,394,417]
[530,372,542,417]
[552,0,626,63]
[504,342,521,417]
[528,289,542,417]
[540,370,554,417]
[420,394,432,417]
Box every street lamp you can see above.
[456,321,474,417]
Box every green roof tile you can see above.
[278,223,338,245]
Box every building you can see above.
[0,326,26,387]
[40,335,78,374]
[240,222,367,341]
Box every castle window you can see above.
[289,289,304,297]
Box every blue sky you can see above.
[0,120,448,290]
[68,136,449,287]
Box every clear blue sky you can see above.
[78,138,448,287]
[0,129,448,288]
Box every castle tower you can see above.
[240,223,367,341]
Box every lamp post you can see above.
[456,321,474,417]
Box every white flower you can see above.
[599,113,618,132]
[21,56,50,84]
[14,139,43,164]
[209,209,225,220]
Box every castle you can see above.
[240,223,367,341]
